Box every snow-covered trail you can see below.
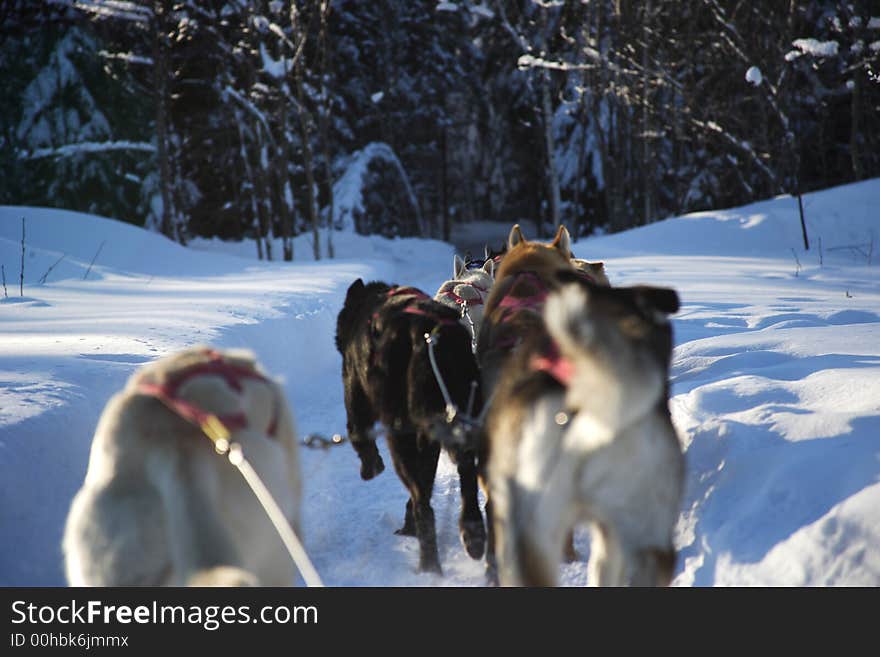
[2,179,879,586]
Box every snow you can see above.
[331,142,424,235]
[259,42,291,80]
[2,177,880,586]
[745,66,763,86]
[788,38,840,59]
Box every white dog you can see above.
[488,276,683,586]
[434,254,494,347]
[62,346,302,586]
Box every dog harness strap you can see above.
[136,355,280,439]
[530,346,575,386]
[136,381,248,443]
[495,270,550,326]
[387,286,430,301]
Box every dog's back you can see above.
[63,347,301,586]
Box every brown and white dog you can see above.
[475,224,578,578]
[434,255,495,349]
[477,224,576,395]
[487,274,683,586]
[62,346,302,586]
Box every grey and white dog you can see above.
[434,254,495,349]
[488,275,683,586]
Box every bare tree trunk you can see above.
[641,0,652,226]
[275,101,294,262]
[291,5,320,261]
[318,0,334,259]
[295,76,320,261]
[851,72,864,180]
[152,1,174,241]
[236,119,263,260]
[541,69,561,230]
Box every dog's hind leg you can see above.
[63,476,171,586]
[587,522,626,587]
[343,377,384,480]
[387,431,442,574]
[394,499,416,536]
[629,546,676,587]
[454,449,486,560]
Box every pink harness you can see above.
[136,349,279,438]
[530,342,574,386]
[492,271,573,385]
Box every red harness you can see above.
[136,349,279,439]
[368,286,460,365]
[530,341,574,386]
[385,286,459,326]
[492,271,573,385]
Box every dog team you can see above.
[63,224,683,587]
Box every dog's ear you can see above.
[634,286,680,316]
[345,278,366,302]
[508,224,526,251]
[454,254,466,279]
[590,261,605,273]
[551,225,572,259]
[482,257,495,278]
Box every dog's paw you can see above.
[418,558,443,576]
[359,453,385,480]
[460,519,486,560]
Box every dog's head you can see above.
[455,253,495,281]
[335,278,391,354]
[495,224,575,285]
[544,272,679,430]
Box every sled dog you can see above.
[63,346,302,586]
[488,274,683,586]
[434,255,495,346]
[336,279,485,574]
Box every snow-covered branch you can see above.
[98,50,153,66]
[20,140,156,160]
[691,118,778,186]
[61,0,153,24]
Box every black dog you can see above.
[336,278,485,573]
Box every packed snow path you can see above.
[1,179,879,586]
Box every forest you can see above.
[2,1,878,260]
